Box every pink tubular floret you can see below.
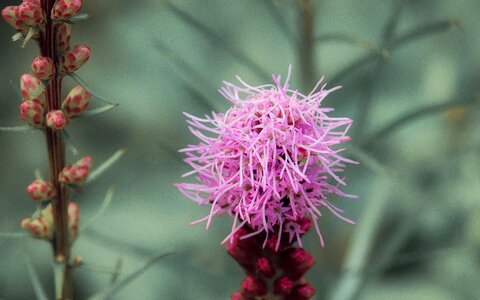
[176,67,357,246]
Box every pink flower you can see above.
[177,67,356,247]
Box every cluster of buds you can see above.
[228,219,316,300]
[59,156,93,185]
[18,70,91,129]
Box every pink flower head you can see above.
[177,67,357,247]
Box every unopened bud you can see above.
[32,56,55,80]
[18,2,46,26]
[274,276,294,295]
[230,291,254,300]
[46,110,69,130]
[52,0,83,21]
[21,204,54,239]
[61,45,90,73]
[241,276,267,296]
[55,23,72,55]
[20,73,44,101]
[19,100,44,128]
[61,86,91,118]
[287,284,315,300]
[31,92,46,107]
[59,156,93,185]
[256,257,275,278]
[27,180,56,201]
[1,6,28,34]
[68,202,79,241]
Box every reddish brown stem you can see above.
[40,0,73,299]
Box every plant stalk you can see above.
[40,0,72,299]
[298,0,316,91]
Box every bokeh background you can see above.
[1,0,479,299]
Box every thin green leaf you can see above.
[365,97,475,147]
[316,33,389,57]
[165,1,270,79]
[62,130,80,156]
[80,104,119,118]
[110,258,123,285]
[24,251,49,300]
[80,187,114,232]
[0,232,28,239]
[261,0,297,44]
[86,149,126,184]
[87,251,172,300]
[0,125,34,132]
[34,169,44,180]
[68,73,118,106]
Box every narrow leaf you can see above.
[165,1,269,79]
[34,169,44,180]
[53,263,64,300]
[69,73,118,106]
[87,251,172,300]
[86,149,126,184]
[0,232,28,239]
[24,251,49,300]
[110,258,123,285]
[62,130,80,155]
[0,125,34,132]
[80,104,119,118]
[80,187,114,232]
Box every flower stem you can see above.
[297,0,316,91]
[40,0,72,298]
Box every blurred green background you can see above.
[1,0,479,299]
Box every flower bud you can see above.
[20,73,44,101]
[74,155,93,169]
[31,56,56,81]
[274,276,294,295]
[61,45,90,73]
[31,92,46,107]
[55,23,72,55]
[286,284,315,300]
[61,86,91,118]
[68,202,79,241]
[27,180,56,201]
[59,156,93,185]
[230,291,254,300]
[19,100,44,128]
[21,204,54,239]
[1,6,28,34]
[241,276,267,296]
[256,257,275,278]
[280,248,315,280]
[18,2,46,26]
[52,0,83,21]
[46,110,69,130]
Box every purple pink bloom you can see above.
[177,67,356,248]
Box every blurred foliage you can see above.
[1,0,480,299]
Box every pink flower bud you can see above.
[59,156,93,185]
[241,276,267,296]
[61,86,91,118]
[31,56,56,81]
[1,6,28,34]
[19,100,44,128]
[21,204,54,239]
[274,276,294,295]
[230,291,254,300]
[286,284,315,300]
[280,248,315,280]
[20,73,44,101]
[18,2,46,26]
[68,202,79,241]
[55,23,72,55]
[74,155,93,169]
[256,257,275,278]
[61,45,90,73]
[52,0,83,21]
[27,180,56,201]
[46,110,68,130]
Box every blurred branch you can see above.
[364,97,476,147]
[331,18,460,84]
[87,251,172,300]
[164,1,270,79]
[316,33,389,57]
[297,0,317,90]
